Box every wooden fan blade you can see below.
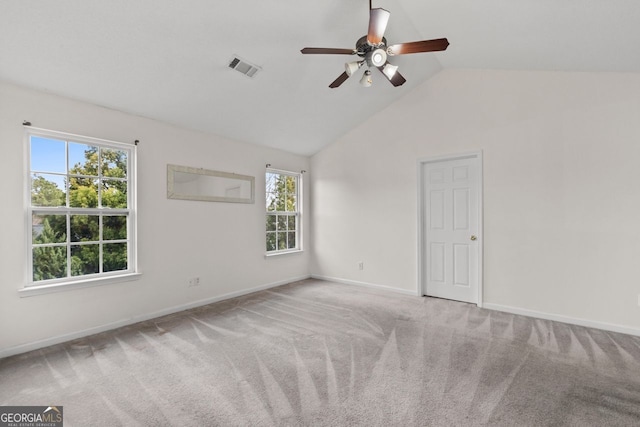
[301,47,356,55]
[377,64,406,87]
[386,38,450,56]
[367,8,390,45]
[329,71,350,88]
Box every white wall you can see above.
[4,68,640,355]
[0,82,310,355]
[310,69,640,333]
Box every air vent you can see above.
[228,56,261,78]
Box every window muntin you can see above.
[27,129,136,285]
[266,170,300,253]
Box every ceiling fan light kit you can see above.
[382,63,398,79]
[360,70,373,87]
[345,61,364,76]
[368,48,387,67]
[300,2,449,88]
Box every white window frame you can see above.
[22,127,139,297]
[265,168,302,255]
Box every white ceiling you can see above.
[2,0,639,156]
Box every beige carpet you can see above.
[1,279,640,426]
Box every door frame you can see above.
[417,151,484,307]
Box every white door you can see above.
[421,154,481,304]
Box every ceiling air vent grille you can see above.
[228,56,261,78]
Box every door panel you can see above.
[453,188,469,230]
[422,156,480,304]
[430,190,445,229]
[453,244,470,286]
[430,242,445,282]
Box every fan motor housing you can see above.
[356,36,388,67]
[356,36,387,56]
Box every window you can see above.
[266,169,301,253]
[26,128,137,288]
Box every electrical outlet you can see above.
[358,262,364,271]
[637,294,640,307]
[188,277,200,287]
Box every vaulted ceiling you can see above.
[2,0,639,155]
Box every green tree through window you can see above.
[266,170,300,252]
[28,130,135,284]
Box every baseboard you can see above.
[311,274,420,296]
[0,275,311,359]
[314,275,640,337]
[483,302,640,338]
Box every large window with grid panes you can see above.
[265,169,301,253]
[26,127,137,289]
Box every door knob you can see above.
[470,235,477,241]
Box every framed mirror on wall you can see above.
[167,164,255,204]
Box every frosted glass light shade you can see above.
[360,70,372,87]
[382,63,398,79]
[345,61,362,76]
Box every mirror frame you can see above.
[167,164,255,204]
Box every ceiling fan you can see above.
[301,0,449,88]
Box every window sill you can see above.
[265,249,304,258]
[19,273,142,298]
